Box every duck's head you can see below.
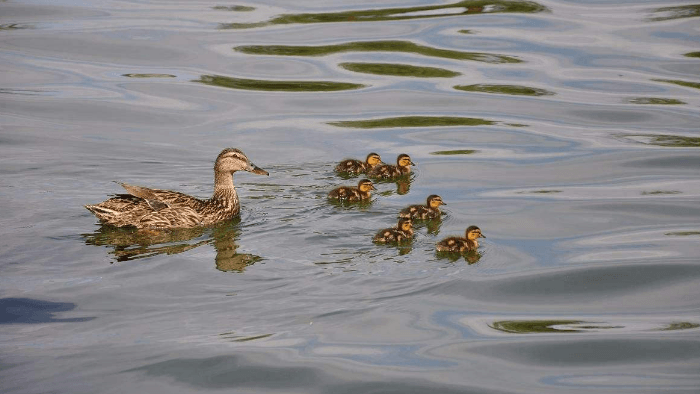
[366,152,382,167]
[466,225,485,240]
[398,217,413,232]
[357,178,376,193]
[215,148,268,176]
[397,154,415,168]
[427,194,445,208]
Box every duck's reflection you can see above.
[83,219,261,272]
[436,250,482,265]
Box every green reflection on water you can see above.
[213,5,255,11]
[654,79,700,90]
[660,322,700,330]
[235,40,521,64]
[220,0,548,29]
[665,231,700,236]
[339,62,460,78]
[0,23,31,31]
[627,97,685,105]
[454,84,555,96]
[624,134,700,147]
[123,73,176,78]
[329,116,496,128]
[458,29,475,34]
[641,190,681,195]
[517,190,562,194]
[648,4,700,21]
[684,52,700,58]
[430,150,478,155]
[194,75,365,92]
[492,320,584,333]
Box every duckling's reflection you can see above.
[436,250,482,265]
[82,219,261,272]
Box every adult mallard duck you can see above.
[335,152,382,175]
[436,226,485,253]
[85,148,268,229]
[327,178,375,202]
[368,153,414,179]
[373,217,414,244]
[399,194,445,220]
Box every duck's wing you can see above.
[117,182,169,211]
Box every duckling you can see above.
[436,226,485,253]
[85,148,268,229]
[373,218,414,244]
[328,178,375,202]
[368,153,414,179]
[335,152,382,175]
[399,194,445,220]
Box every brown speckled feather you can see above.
[435,237,476,253]
[373,227,414,244]
[399,204,440,220]
[335,159,369,174]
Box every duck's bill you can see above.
[480,234,486,238]
[247,163,269,175]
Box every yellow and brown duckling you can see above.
[399,194,445,220]
[327,178,375,202]
[335,152,382,175]
[436,226,485,253]
[373,218,414,244]
[368,153,414,179]
[85,148,268,229]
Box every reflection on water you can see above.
[436,250,482,264]
[0,23,31,31]
[653,79,700,90]
[430,150,478,155]
[648,4,700,21]
[82,220,261,272]
[329,116,497,128]
[491,320,700,334]
[235,41,521,64]
[220,0,548,29]
[621,134,700,147]
[194,75,365,92]
[627,97,685,105]
[454,84,555,96]
[665,231,700,236]
[212,5,255,12]
[339,63,460,78]
[685,52,700,58]
[122,73,176,79]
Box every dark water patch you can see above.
[685,51,700,58]
[219,332,273,342]
[583,202,700,217]
[329,116,496,128]
[641,190,681,195]
[491,320,585,333]
[653,79,700,90]
[194,75,365,92]
[454,84,555,96]
[0,298,95,324]
[234,41,521,64]
[661,322,700,331]
[517,190,562,194]
[458,29,474,34]
[339,62,461,78]
[122,73,176,78]
[0,88,46,96]
[213,5,255,11]
[0,23,31,31]
[624,155,700,169]
[648,4,700,21]
[621,134,700,147]
[219,0,548,29]
[430,150,478,155]
[666,231,700,236]
[468,338,700,366]
[627,97,685,105]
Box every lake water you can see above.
[2,0,700,392]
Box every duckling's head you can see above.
[427,194,445,208]
[398,217,413,232]
[366,152,382,167]
[357,179,375,193]
[397,154,415,168]
[216,148,268,176]
[466,225,485,240]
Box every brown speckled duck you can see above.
[368,153,414,179]
[85,148,268,229]
[436,226,485,253]
[373,218,414,244]
[335,152,382,175]
[328,179,375,202]
[399,194,445,220]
